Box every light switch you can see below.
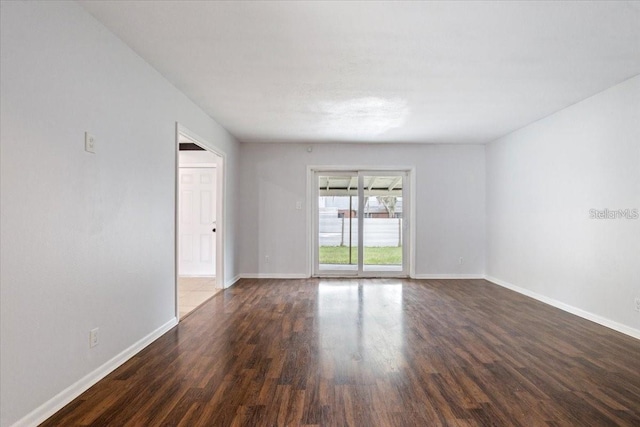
[295,201,303,210]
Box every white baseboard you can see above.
[412,274,485,280]
[225,274,242,288]
[485,276,640,340]
[12,317,178,427]
[240,273,309,279]
[239,273,485,280]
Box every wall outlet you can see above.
[459,257,464,265]
[90,328,99,348]
[265,255,270,264]
[635,297,640,312]
[84,132,96,153]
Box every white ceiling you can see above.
[81,1,640,144]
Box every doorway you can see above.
[176,127,225,319]
[313,170,410,277]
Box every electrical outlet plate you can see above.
[85,132,96,153]
[634,297,640,312]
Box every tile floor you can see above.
[178,276,222,318]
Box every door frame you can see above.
[175,123,226,320]
[308,166,416,278]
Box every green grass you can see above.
[319,246,401,265]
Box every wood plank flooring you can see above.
[41,278,640,426]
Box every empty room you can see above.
[1,1,639,426]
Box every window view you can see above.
[362,175,403,272]
[318,175,358,271]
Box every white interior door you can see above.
[179,167,217,276]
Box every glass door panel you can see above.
[317,173,359,274]
[362,174,404,273]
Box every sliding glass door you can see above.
[316,172,359,274]
[314,170,408,276]
[361,173,404,273]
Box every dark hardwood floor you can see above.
[42,278,640,426]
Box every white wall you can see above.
[486,75,640,336]
[0,2,240,426]
[239,143,485,277]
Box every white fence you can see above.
[319,214,402,247]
